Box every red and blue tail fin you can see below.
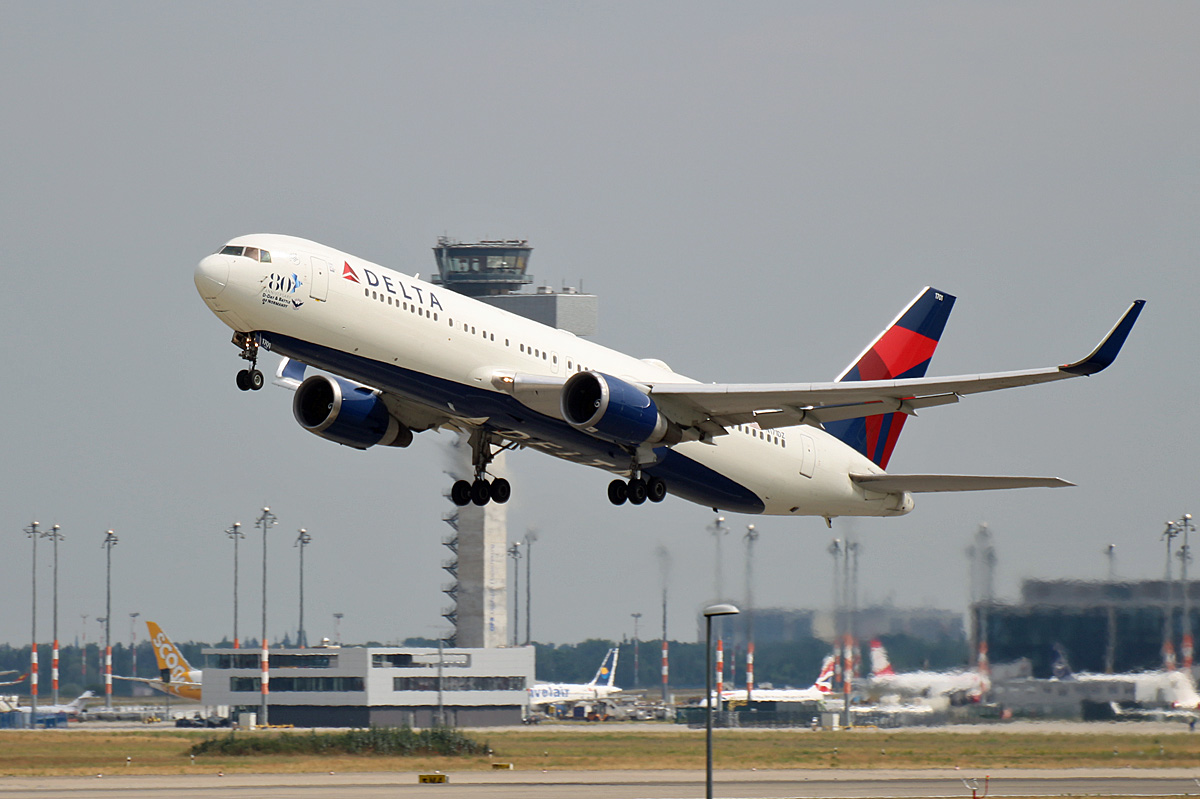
[825,287,955,469]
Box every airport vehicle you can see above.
[14,690,95,718]
[528,648,620,707]
[869,639,989,702]
[720,654,836,703]
[112,622,202,702]
[195,235,1143,518]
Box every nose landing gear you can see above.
[232,332,265,392]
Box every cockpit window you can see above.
[259,250,271,263]
[220,245,244,256]
[218,244,272,261]
[244,246,260,261]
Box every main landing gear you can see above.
[608,470,667,506]
[232,332,265,391]
[450,430,514,507]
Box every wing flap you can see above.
[851,474,1074,493]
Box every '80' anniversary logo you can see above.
[261,272,305,309]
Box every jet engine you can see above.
[292,375,413,449]
[561,371,680,447]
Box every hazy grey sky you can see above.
[2,2,1196,649]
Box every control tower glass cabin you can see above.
[432,237,533,297]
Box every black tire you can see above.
[647,476,667,503]
[470,478,491,506]
[450,480,472,506]
[236,370,251,391]
[249,369,265,390]
[607,479,628,505]
[490,477,511,504]
[628,478,647,505]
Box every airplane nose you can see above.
[195,254,229,299]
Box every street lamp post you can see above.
[224,522,244,648]
[256,507,277,727]
[295,529,312,648]
[704,603,739,799]
[101,530,118,709]
[24,521,40,724]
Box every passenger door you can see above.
[309,256,330,301]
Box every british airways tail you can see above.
[588,648,619,688]
[825,287,956,468]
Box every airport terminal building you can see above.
[202,645,535,727]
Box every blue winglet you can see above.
[1060,299,1145,376]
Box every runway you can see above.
[2,768,1199,798]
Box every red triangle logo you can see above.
[342,262,360,283]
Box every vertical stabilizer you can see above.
[825,287,955,468]
[589,648,619,687]
[870,639,896,677]
[813,655,836,693]
[146,621,194,684]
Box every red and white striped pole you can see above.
[716,638,724,709]
[104,645,112,704]
[260,641,270,726]
[661,640,668,701]
[1183,633,1194,671]
[746,641,755,702]
[51,640,59,701]
[30,644,38,704]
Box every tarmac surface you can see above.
[3,768,1200,798]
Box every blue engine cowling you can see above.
[561,371,679,447]
[292,375,413,449]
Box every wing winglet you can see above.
[1059,299,1145,376]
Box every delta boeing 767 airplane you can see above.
[195,234,1142,521]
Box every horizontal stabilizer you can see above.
[851,474,1074,493]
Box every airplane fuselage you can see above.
[196,234,913,516]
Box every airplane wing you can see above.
[113,675,202,688]
[850,474,1072,492]
[646,300,1144,432]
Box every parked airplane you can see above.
[1051,643,1200,710]
[15,690,95,718]
[0,671,28,687]
[868,639,989,702]
[113,622,202,702]
[195,235,1143,518]
[528,648,620,707]
[720,654,836,703]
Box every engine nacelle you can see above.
[292,375,413,450]
[561,371,679,447]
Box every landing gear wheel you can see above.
[628,478,648,505]
[450,480,472,507]
[608,479,628,505]
[249,369,264,390]
[470,478,491,506]
[489,477,511,504]
[236,370,251,391]
[646,477,667,503]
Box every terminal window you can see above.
[393,676,525,692]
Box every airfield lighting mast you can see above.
[25,521,40,724]
[295,528,312,648]
[743,524,759,701]
[508,542,522,647]
[708,516,729,602]
[1163,521,1181,670]
[129,612,140,680]
[46,525,63,705]
[1104,544,1117,674]
[524,530,537,646]
[224,522,245,648]
[631,613,642,689]
[101,530,118,710]
[256,506,278,726]
[1177,515,1195,670]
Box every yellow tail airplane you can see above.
[113,621,202,702]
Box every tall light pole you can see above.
[295,528,312,648]
[256,507,277,726]
[523,530,537,646]
[743,524,758,702]
[1104,544,1117,674]
[43,524,63,706]
[129,612,140,680]
[79,614,88,687]
[707,516,728,601]
[333,612,344,645]
[1177,514,1196,670]
[827,538,842,690]
[102,530,118,710]
[24,521,40,724]
[224,522,244,649]
[1163,521,1181,670]
[704,603,739,799]
[631,612,642,689]
[656,544,671,704]
[508,542,522,647]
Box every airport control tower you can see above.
[434,237,597,648]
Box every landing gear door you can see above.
[309,256,330,301]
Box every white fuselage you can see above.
[196,234,912,517]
